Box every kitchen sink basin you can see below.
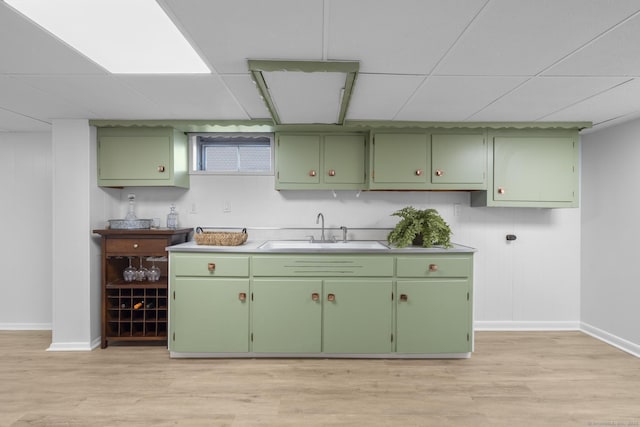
[258,240,390,251]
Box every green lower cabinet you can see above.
[396,280,471,354]
[251,279,322,353]
[322,279,393,354]
[170,278,249,353]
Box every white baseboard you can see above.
[47,337,101,352]
[475,320,581,331]
[580,322,640,358]
[0,323,52,330]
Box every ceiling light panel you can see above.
[4,0,210,74]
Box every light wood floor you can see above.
[0,331,638,426]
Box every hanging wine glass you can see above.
[123,257,136,282]
[135,256,148,281]
[148,257,161,282]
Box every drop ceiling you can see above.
[2,0,640,133]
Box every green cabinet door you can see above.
[276,134,320,185]
[493,135,576,203]
[371,133,428,187]
[322,279,393,354]
[251,279,322,353]
[431,133,486,188]
[97,127,189,188]
[170,278,249,353]
[396,280,471,354]
[371,133,429,189]
[324,135,366,185]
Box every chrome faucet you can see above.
[340,226,348,243]
[316,212,325,241]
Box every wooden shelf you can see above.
[94,228,191,348]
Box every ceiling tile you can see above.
[221,75,271,120]
[544,78,640,126]
[545,13,640,76]
[346,74,424,120]
[436,0,640,76]
[326,0,487,74]
[117,75,250,120]
[0,3,105,74]
[164,0,325,74]
[0,107,51,132]
[395,76,526,121]
[469,76,629,121]
[16,75,165,119]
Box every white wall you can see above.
[581,120,640,356]
[0,132,52,329]
[118,172,581,329]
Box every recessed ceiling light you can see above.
[248,60,359,125]
[5,0,210,74]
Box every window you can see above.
[190,133,273,175]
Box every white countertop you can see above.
[166,240,476,254]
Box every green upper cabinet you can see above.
[97,127,189,188]
[370,131,487,190]
[275,132,366,190]
[370,133,429,189]
[470,129,579,208]
[431,132,486,189]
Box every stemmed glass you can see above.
[123,257,136,282]
[135,256,148,281]
[147,258,161,282]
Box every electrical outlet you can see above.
[223,201,231,213]
[453,203,462,217]
[190,203,197,214]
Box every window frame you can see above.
[188,132,274,176]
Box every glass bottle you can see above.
[167,204,178,229]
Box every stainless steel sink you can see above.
[257,240,389,251]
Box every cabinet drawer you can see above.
[172,254,249,277]
[105,238,168,256]
[396,255,472,278]
[253,255,394,277]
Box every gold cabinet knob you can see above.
[238,292,247,302]
[429,264,438,272]
[415,169,423,176]
[309,170,317,177]
[328,169,336,177]
[327,293,336,302]
[497,187,505,195]
[133,243,139,249]
[157,165,166,173]
[434,169,444,177]
[399,294,408,302]
[311,292,319,301]
[208,262,216,272]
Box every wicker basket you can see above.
[194,228,248,246]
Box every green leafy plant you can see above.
[387,206,452,248]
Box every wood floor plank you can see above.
[0,330,638,426]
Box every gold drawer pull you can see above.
[311,292,319,301]
[497,187,505,195]
[208,262,216,272]
[133,243,139,249]
[328,169,336,177]
[415,169,423,176]
[309,170,317,177]
[238,292,246,302]
[158,165,166,173]
[434,169,444,177]
[327,293,336,302]
[399,294,408,302]
[429,264,438,272]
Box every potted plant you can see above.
[387,206,452,248]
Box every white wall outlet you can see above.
[190,203,197,214]
[223,200,231,213]
[453,203,462,217]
